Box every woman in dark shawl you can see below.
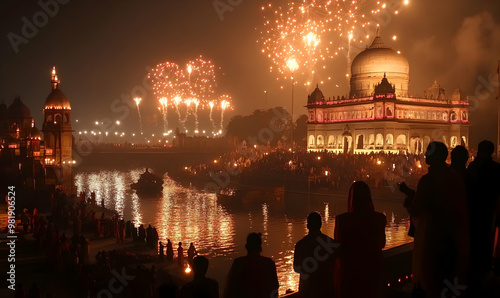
[334,181,387,298]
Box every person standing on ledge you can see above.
[294,212,338,298]
[178,242,184,268]
[335,181,387,298]
[405,142,469,297]
[166,239,174,261]
[224,232,279,298]
[466,140,500,294]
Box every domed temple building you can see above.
[0,97,43,189]
[42,67,74,193]
[306,34,470,154]
[0,67,74,193]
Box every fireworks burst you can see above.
[159,97,168,133]
[148,56,232,134]
[133,97,143,135]
[208,101,216,131]
[259,0,410,83]
[219,95,232,133]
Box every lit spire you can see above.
[51,66,60,90]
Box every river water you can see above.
[74,167,412,294]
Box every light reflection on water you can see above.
[75,169,412,294]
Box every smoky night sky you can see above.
[0,0,499,147]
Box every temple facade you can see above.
[0,67,74,193]
[306,35,470,154]
[42,67,74,193]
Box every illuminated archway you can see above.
[308,135,315,147]
[317,135,324,147]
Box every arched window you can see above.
[396,134,406,145]
[376,134,384,147]
[450,136,458,148]
[386,134,394,146]
[328,135,335,146]
[309,111,315,122]
[317,135,324,147]
[317,112,323,122]
[308,135,315,147]
[368,134,375,146]
[356,135,364,149]
[55,114,62,124]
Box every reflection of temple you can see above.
[306,35,470,154]
[0,67,74,193]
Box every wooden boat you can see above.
[131,168,163,195]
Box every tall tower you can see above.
[42,66,73,193]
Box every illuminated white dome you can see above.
[349,35,409,98]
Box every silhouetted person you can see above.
[159,241,165,258]
[334,181,386,298]
[224,233,279,298]
[450,145,469,181]
[158,282,178,298]
[178,242,184,267]
[294,212,337,298]
[466,140,500,290]
[139,224,146,243]
[126,220,132,238]
[405,142,469,296]
[166,239,174,261]
[180,256,219,298]
[147,224,154,247]
[187,243,198,267]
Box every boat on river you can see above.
[131,168,163,195]
[217,186,285,209]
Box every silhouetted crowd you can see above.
[11,140,500,298]
[400,140,500,297]
[174,141,500,298]
[185,148,427,190]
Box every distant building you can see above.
[306,34,469,154]
[42,67,74,193]
[0,97,43,189]
[0,67,74,193]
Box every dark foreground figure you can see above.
[335,181,387,298]
[405,142,470,297]
[294,212,338,298]
[224,233,279,298]
[466,140,500,295]
[180,256,219,298]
